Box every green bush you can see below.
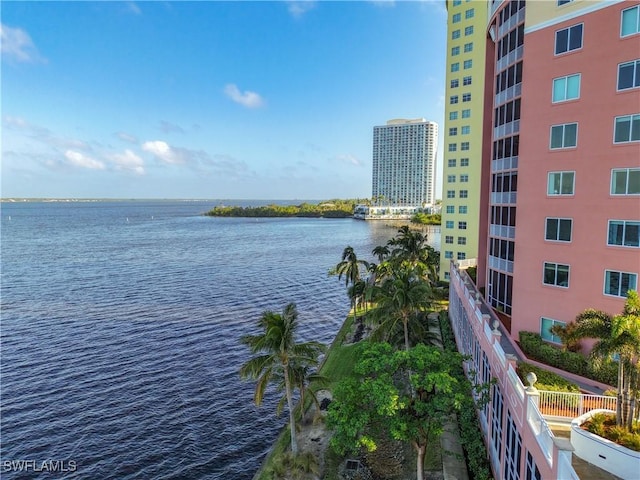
[516,363,580,393]
[518,332,617,387]
[439,311,492,480]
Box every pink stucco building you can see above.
[447,1,639,478]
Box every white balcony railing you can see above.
[538,391,618,419]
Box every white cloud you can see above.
[112,149,145,175]
[64,150,105,170]
[224,84,264,109]
[125,2,141,15]
[1,24,45,63]
[335,154,363,167]
[287,1,316,17]
[116,131,139,144]
[142,140,185,164]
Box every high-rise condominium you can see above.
[371,118,438,208]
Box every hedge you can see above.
[518,332,617,387]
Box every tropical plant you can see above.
[330,246,370,313]
[239,303,326,454]
[274,359,329,423]
[554,291,640,429]
[263,451,320,479]
[366,264,435,351]
[327,342,468,480]
[385,225,439,286]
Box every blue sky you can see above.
[2,1,447,200]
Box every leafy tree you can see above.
[327,342,467,480]
[239,303,325,454]
[555,291,640,429]
[384,226,439,286]
[372,244,390,263]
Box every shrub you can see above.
[517,332,620,386]
[516,363,580,393]
[439,311,492,480]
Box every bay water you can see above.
[0,200,439,479]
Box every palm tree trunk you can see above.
[283,363,298,455]
[617,361,624,427]
[403,318,410,352]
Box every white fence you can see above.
[538,391,617,419]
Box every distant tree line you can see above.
[205,199,369,218]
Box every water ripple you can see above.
[0,201,437,479]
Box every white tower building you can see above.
[372,118,438,207]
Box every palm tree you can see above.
[372,244,390,263]
[333,246,369,288]
[558,291,640,429]
[331,246,370,313]
[239,303,325,454]
[274,359,329,424]
[365,264,435,351]
[386,226,439,286]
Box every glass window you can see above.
[446,205,455,214]
[450,79,459,88]
[618,60,640,90]
[452,46,460,56]
[461,142,470,151]
[458,221,467,230]
[465,8,474,19]
[459,206,468,214]
[448,143,457,152]
[462,109,471,118]
[544,262,570,287]
[462,93,471,102]
[452,29,461,40]
[553,74,581,102]
[548,171,575,195]
[447,190,455,198]
[550,123,578,148]
[459,190,468,198]
[460,158,469,166]
[463,59,473,69]
[453,0,461,6]
[446,220,454,228]
[445,235,454,244]
[451,62,460,72]
[464,42,473,53]
[621,5,640,37]
[448,158,457,167]
[457,252,466,260]
[461,126,470,135]
[445,251,454,259]
[448,174,456,182]
[541,318,565,344]
[608,220,640,247]
[545,218,572,242]
[458,237,467,245]
[604,270,638,297]
[463,76,472,86]
[611,168,640,194]
[449,111,458,120]
[555,24,583,54]
[460,174,469,182]
[558,0,574,5]
[449,127,458,136]
[465,26,474,36]
[614,114,640,143]
[453,13,461,23]
[450,95,459,104]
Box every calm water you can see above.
[0,200,439,479]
